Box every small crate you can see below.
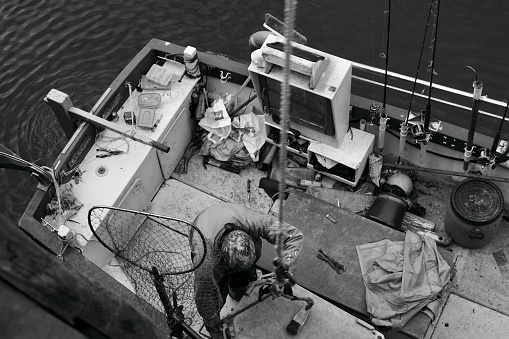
[138,108,155,129]
[307,128,374,186]
[138,93,161,108]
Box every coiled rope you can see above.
[276,0,297,262]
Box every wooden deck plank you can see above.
[0,216,169,339]
[233,284,385,338]
[257,190,456,338]
[0,280,89,339]
[430,293,509,339]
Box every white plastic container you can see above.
[184,46,201,78]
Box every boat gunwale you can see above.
[14,38,509,339]
[352,61,508,111]
[26,38,509,225]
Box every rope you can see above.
[276,0,298,262]
[50,168,64,226]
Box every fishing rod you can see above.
[463,66,483,172]
[490,100,509,156]
[399,0,435,161]
[378,0,392,152]
[404,0,435,125]
[419,0,441,163]
[423,0,441,133]
[0,144,53,185]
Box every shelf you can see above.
[264,138,309,159]
[307,128,375,186]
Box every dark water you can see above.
[2,0,509,226]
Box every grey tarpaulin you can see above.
[356,230,451,328]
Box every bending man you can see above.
[191,203,303,339]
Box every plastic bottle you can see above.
[195,92,206,120]
[184,46,201,78]
[287,167,316,181]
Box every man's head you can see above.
[221,229,256,270]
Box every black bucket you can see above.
[445,178,504,249]
[365,193,407,230]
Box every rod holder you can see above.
[399,123,408,158]
[473,80,483,100]
[378,115,389,152]
[463,146,475,171]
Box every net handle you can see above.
[151,267,203,339]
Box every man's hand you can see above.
[204,314,223,339]
[204,314,232,339]
[209,331,225,339]
[208,327,232,339]
[269,279,285,298]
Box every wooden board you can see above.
[306,187,453,246]
[1,215,169,339]
[233,284,384,339]
[256,191,456,339]
[430,293,509,339]
[307,186,436,231]
[0,280,89,339]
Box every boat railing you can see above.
[351,61,507,122]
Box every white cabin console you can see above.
[249,34,374,186]
[56,61,199,268]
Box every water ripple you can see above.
[1,0,509,227]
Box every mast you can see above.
[378,0,392,152]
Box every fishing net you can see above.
[88,206,207,337]
[193,237,223,323]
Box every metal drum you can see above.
[365,193,407,230]
[445,178,504,249]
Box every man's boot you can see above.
[228,285,246,302]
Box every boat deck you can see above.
[147,147,509,338]
[14,38,509,338]
[36,43,509,337]
[86,73,509,336]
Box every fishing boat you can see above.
[2,7,509,339]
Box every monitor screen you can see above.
[260,75,335,136]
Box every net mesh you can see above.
[193,238,223,322]
[88,206,208,331]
